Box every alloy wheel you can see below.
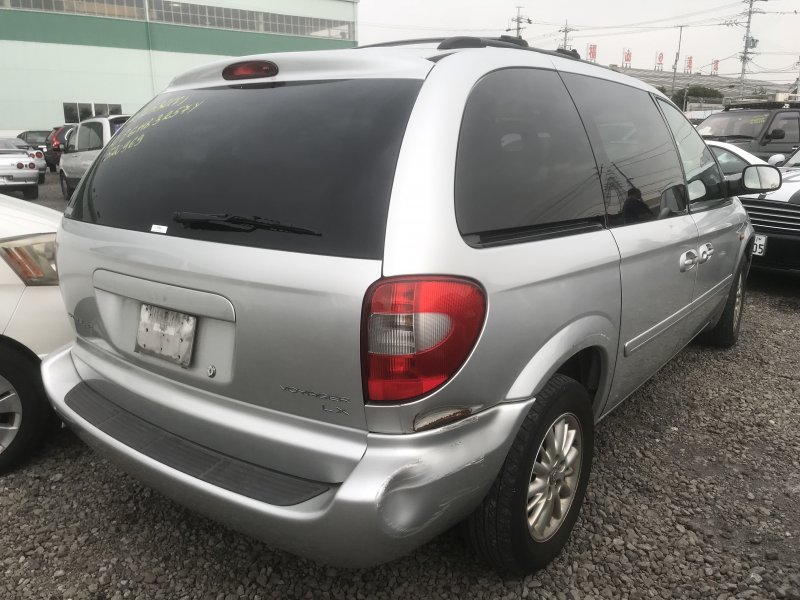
[527,413,583,542]
[0,375,22,454]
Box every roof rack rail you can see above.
[358,36,582,61]
[723,101,800,111]
[358,38,448,49]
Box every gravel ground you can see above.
[2,196,799,598]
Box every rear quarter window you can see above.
[455,68,605,245]
[67,79,422,260]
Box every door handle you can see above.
[698,243,714,264]
[680,249,698,272]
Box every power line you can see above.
[566,2,742,30]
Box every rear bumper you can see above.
[45,152,60,167]
[42,345,532,567]
[0,175,37,187]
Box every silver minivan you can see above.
[42,37,781,574]
[58,115,129,201]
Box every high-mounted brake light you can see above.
[362,277,486,403]
[222,60,279,81]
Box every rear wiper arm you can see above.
[173,212,321,236]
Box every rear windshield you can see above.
[109,117,129,136]
[66,79,422,259]
[56,127,72,143]
[696,111,769,140]
[25,131,50,144]
[0,139,25,152]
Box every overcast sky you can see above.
[358,0,800,85]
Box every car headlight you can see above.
[0,233,58,285]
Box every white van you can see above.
[59,115,129,200]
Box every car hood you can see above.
[0,193,60,239]
[741,168,800,204]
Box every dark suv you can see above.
[44,125,74,172]
[698,101,800,160]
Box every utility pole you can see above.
[739,0,767,97]
[559,20,577,50]
[795,56,800,95]
[670,25,684,95]
[507,6,532,39]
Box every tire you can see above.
[463,374,594,575]
[60,173,72,202]
[696,259,747,348]
[38,172,45,185]
[0,346,52,474]
[22,185,39,200]
[48,164,56,173]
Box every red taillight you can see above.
[362,277,486,402]
[222,60,279,81]
[16,162,23,169]
[35,151,43,159]
[28,162,36,169]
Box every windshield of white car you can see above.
[784,149,800,168]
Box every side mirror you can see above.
[742,164,782,192]
[769,128,786,141]
[726,164,782,196]
[768,154,786,167]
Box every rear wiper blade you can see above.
[173,212,321,236]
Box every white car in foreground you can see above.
[0,194,73,472]
[708,141,800,272]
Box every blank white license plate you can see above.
[135,304,196,368]
[752,234,767,257]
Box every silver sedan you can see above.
[0,139,39,200]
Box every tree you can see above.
[669,85,724,108]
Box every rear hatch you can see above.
[59,74,423,438]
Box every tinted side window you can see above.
[76,123,103,151]
[455,68,605,243]
[562,74,686,226]
[659,100,725,204]
[769,113,800,144]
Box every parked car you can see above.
[0,139,39,199]
[41,37,781,574]
[58,115,130,201]
[44,125,73,173]
[0,194,73,473]
[4,138,47,184]
[697,100,800,160]
[706,140,767,175]
[17,130,51,151]
[734,145,800,273]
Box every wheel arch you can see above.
[504,314,617,415]
[0,334,42,369]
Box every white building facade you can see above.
[0,0,358,130]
